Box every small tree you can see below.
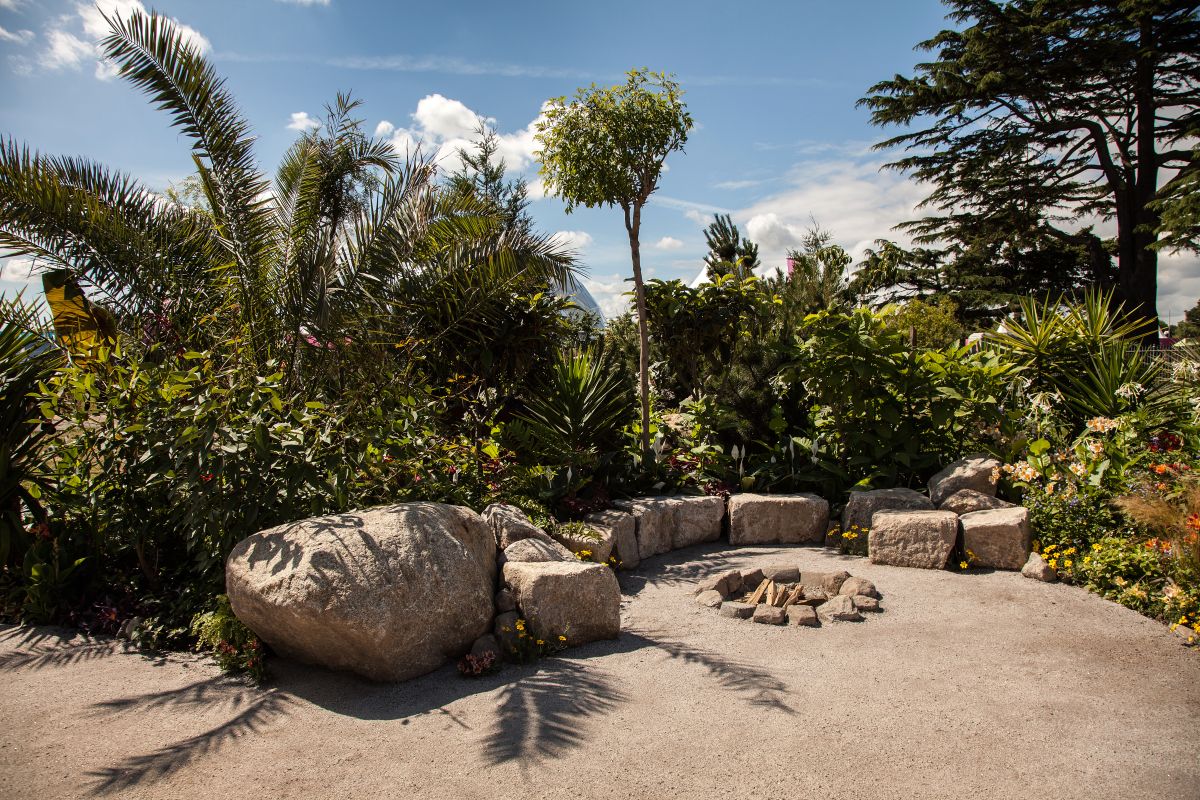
[536,68,693,457]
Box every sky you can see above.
[1,0,1196,324]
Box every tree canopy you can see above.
[535,68,693,455]
[861,0,1200,338]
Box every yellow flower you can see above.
[959,561,968,569]
[1064,559,1072,568]
[515,620,525,631]
[536,639,545,646]
[1092,543,1102,551]
[557,635,567,642]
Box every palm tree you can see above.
[0,10,576,392]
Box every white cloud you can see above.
[581,273,631,319]
[1158,249,1200,325]
[379,94,545,172]
[0,0,24,9]
[653,236,683,251]
[274,0,330,5]
[40,29,91,69]
[0,257,42,300]
[550,230,593,253]
[714,179,762,190]
[0,26,33,44]
[33,1,210,80]
[286,111,321,131]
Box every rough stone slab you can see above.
[839,576,878,599]
[852,595,880,613]
[1021,552,1058,582]
[693,569,742,598]
[672,495,726,549]
[483,503,555,550]
[503,537,574,563]
[585,509,639,570]
[728,493,829,545]
[613,497,679,559]
[786,605,819,626]
[868,510,959,570]
[841,488,934,534]
[503,560,620,645]
[929,454,1002,505]
[939,489,1014,515]
[752,605,787,625]
[550,523,613,564]
[796,588,828,606]
[800,570,850,595]
[227,502,495,683]
[819,594,863,622]
[719,601,755,619]
[960,506,1031,570]
[695,589,725,609]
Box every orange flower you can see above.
[1151,463,1168,475]
[1187,514,1200,532]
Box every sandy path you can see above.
[1,544,1197,800]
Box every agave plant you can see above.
[0,10,575,391]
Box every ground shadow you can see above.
[0,626,168,671]
[84,687,295,795]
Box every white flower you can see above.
[1115,382,1143,401]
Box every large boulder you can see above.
[227,502,496,682]
[613,497,680,559]
[672,495,726,549]
[727,494,829,545]
[938,489,1014,515]
[483,503,554,550]
[841,488,933,534]
[502,560,621,645]
[582,509,637,568]
[960,506,1031,570]
[928,454,1002,505]
[868,510,959,570]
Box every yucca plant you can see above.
[0,10,576,394]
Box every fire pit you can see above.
[693,565,881,626]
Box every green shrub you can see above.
[190,594,267,683]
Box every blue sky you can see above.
[1,0,1196,323]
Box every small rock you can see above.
[762,564,801,584]
[740,568,765,593]
[470,634,500,660]
[719,601,755,619]
[493,611,520,652]
[1021,552,1058,582]
[839,576,879,598]
[696,589,725,609]
[818,594,863,622]
[852,595,880,612]
[752,605,787,625]
[786,606,819,627]
[494,589,516,612]
[484,503,555,550]
[723,570,744,596]
[1172,623,1198,647]
[797,588,828,606]
[799,569,850,595]
[692,569,742,598]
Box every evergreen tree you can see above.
[861,0,1200,340]
[703,213,759,280]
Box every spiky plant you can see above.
[0,10,576,393]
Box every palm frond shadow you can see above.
[0,638,126,671]
[624,629,796,715]
[84,689,295,796]
[89,675,259,716]
[482,658,628,766]
[617,549,738,596]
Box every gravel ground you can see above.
[1,543,1197,800]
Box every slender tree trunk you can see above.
[1118,17,1162,343]
[625,203,651,458]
